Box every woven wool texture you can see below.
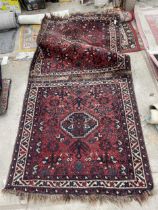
[4,13,153,202]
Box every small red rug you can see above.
[35,13,142,54]
[4,13,153,202]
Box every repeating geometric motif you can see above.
[30,47,131,77]
[5,13,153,197]
[30,13,138,77]
[6,76,153,195]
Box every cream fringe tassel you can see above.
[2,189,152,205]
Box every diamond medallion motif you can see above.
[61,112,98,138]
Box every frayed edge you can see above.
[2,189,153,205]
[42,9,133,23]
[43,10,121,22]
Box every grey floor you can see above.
[0,1,158,210]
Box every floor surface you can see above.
[0,2,158,210]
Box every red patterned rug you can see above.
[35,13,141,54]
[4,13,153,202]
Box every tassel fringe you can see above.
[2,189,152,205]
[42,9,121,23]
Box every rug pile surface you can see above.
[0,79,11,115]
[4,12,153,202]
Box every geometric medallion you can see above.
[61,112,98,138]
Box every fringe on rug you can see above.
[39,10,121,27]
[46,11,119,20]
[2,189,152,205]
[42,8,133,24]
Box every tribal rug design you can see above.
[36,13,141,54]
[4,13,153,202]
